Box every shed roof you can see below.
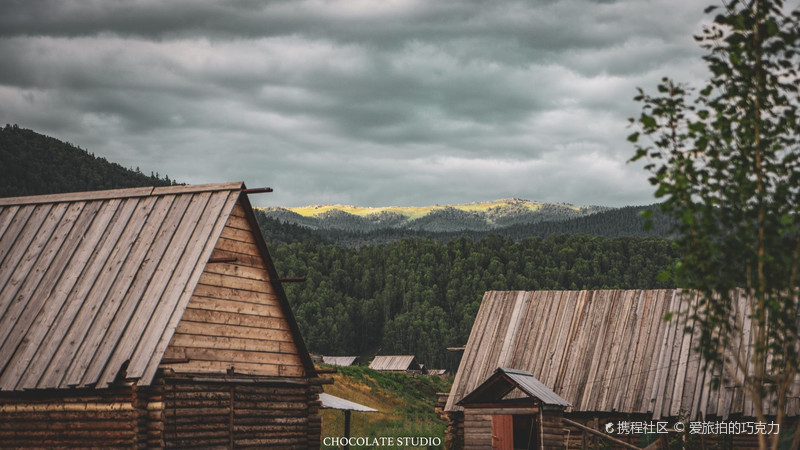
[323,356,358,367]
[445,290,800,419]
[457,367,570,408]
[0,183,315,391]
[369,355,420,371]
[319,393,378,412]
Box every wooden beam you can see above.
[208,257,238,263]
[243,187,273,194]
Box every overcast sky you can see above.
[0,0,727,207]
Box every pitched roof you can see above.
[0,183,315,391]
[445,290,800,419]
[369,355,420,371]
[322,356,358,367]
[457,367,570,408]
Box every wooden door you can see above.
[492,415,514,450]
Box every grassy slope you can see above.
[320,365,452,449]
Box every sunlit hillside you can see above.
[260,199,608,233]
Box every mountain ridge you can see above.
[260,199,612,233]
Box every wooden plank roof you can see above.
[319,393,378,412]
[457,367,570,408]
[445,290,800,419]
[0,182,315,391]
[322,356,358,367]
[369,355,420,371]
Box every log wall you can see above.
[0,384,144,448]
[161,201,306,378]
[162,377,321,449]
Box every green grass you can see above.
[320,365,452,449]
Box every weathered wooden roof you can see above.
[323,356,358,367]
[0,183,315,391]
[319,393,378,412]
[457,367,570,408]
[369,355,420,371]
[445,290,800,419]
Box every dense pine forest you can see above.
[268,234,676,371]
[1,127,678,371]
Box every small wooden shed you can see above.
[368,355,423,373]
[443,290,800,449]
[457,367,569,450]
[0,183,324,448]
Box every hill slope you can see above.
[0,124,175,197]
[320,365,451,449]
[262,199,609,234]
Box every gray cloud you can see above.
[1,0,768,207]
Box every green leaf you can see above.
[627,132,640,143]
[641,114,657,129]
[663,312,674,322]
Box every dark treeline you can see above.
[0,125,175,197]
[269,234,677,371]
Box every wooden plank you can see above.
[197,272,273,294]
[48,197,156,388]
[163,359,304,377]
[124,192,217,379]
[166,346,301,366]
[21,198,138,390]
[2,199,122,390]
[638,290,665,413]
[0,187,154,207]
[187,297,284,318]
[173,321,294,342]
[208,249,263,268]
[193,284,279,304]
[664,289,690,416]
[224,215,252,232]
[71,194,179,387]
[214,237,259,255]
[219,225,255,244]
[179,307,290,331]
[0,205,21,243]
[97,193,199,386]
[0,202,95,355]
[202,263,270,283]
[167,334,294,353]
[0,204,60,317]
[151,182,242,196]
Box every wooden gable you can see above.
[161,196,313,378]
[0,183,316,392]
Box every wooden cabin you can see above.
[442,290,800,449]
[457,367,569,450]
[369,355,423,373]
[0,183,324,448]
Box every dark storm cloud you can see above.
[0,0,750,207]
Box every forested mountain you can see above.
[253,204,673,247]
[271,234,677,371]
[261,199,610,233]
[0,125,175,197]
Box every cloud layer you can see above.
[0,0,724,207]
